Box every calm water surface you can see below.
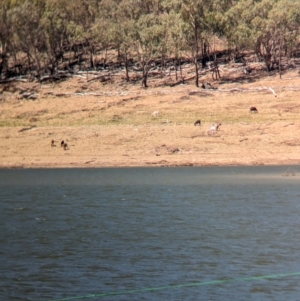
[1,166,300,301]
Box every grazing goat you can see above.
[207,123,221,136]
[63,143,69,150]
[194,119,201,126]
[249,106,258,113]
[243,67,252,75]
[151,110,159,117]
[51,139,55,147]
[60,139,69,150]
[201,82,215,90]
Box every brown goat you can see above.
[249,107,258,113]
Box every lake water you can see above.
[1,166,300,301]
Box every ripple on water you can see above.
[1,167,300,301]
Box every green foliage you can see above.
[0,0,300,83]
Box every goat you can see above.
[63,142,69,150]
[201,82,215,90]
[249,106,258,113]
[207,123,221,136]
[61,140,65,147]
[194,119,201,126]
[151,110,159,117]
[243,67,252,75]
[51,139,55,147]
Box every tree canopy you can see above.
[0,0,300,85]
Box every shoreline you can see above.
[1,156,300,169]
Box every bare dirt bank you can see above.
[1,69,300,168]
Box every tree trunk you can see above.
[142,62,148,88]
[0,42,8,79]
[194,23,199,87]
[0,53,8,79]
[124,55,130,81]
[194,56,199,87]
[279,39,282,79]
[179,57,184,83]
[103,46,108,69]
[33,48,42,80]
[89,51,94,69]
[160,55,164,78]
[212,57,221,80]
[201,40,209,68]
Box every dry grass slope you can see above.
[1,67,300,168]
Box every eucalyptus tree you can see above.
[60,0,98,69]
[164,9,186,81]
[11,0,47,79]
[113,0,169,85]
[154,12,171,76]
[161,0,183,13]
[268,0,300,76]
[224,0,293,72]
[134,13,167,87]
[131,0,165,14]
[203,0,235,61]
[0,0,14,78]
[248,0,279,72]
[181,0,214,86]
[41,0,69,74]
[113,0,138,81]
[92,0,121,70]
[223,0,254,55]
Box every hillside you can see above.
[1,63,300,169]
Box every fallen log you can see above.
[87,75,111,83]
[0,77,28,84]
[20,92,39,100]
[39,73,72,83]
[170,79,185,87]
[18,125,37,132]
[170,75,197,87]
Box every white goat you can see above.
[151,110,160,117]
[207,123,221,136]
